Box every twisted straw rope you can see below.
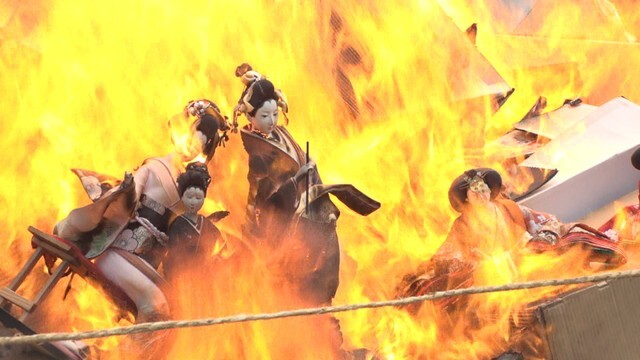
[1,269,640,346]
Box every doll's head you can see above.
[448,168,502,212]
[233,63,288,134]
[246,82,279,135]
[173,99,229,163]
[177,162,211,214]
[466,176,492,206]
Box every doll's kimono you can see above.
[164,214,223,280]
[398,198,626,313]
[241,124,380,305]
[55,157,183,271]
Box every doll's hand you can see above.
[120,172,134,189]
[294,160,316,182]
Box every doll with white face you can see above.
[443,168,567,257]
[164,162,224,282]
[398,168,557,314]
[233,64,380,358]
[182,187,206,218]
[234,63,380,309]
[248,98,279,136]
[53,100,229,343]
[234,67,317,242]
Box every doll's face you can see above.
[182,187,205,214]
[248,99,279,135]
[467,179,491,205]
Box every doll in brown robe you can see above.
[233,63,381,307]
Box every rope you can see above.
[1,268,639,346]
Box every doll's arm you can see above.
[133,164,151,200]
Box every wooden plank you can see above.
[31,237,77,265]
[27,226,71,251]
[6,247,42,290]
[0,288,34,312]
[22,261,70,322]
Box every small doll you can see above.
[163,162,227,280]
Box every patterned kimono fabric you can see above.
[241,125,341,306]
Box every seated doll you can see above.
[53,99,229,331]
[398,168,625,313]
[163,162,226,281]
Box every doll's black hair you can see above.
[246,79,279,117]
[448,168,502,212]
[177,162,211,196]
[196,113,221,159]
[631,146,640,170]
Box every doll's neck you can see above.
[183,211,198,223]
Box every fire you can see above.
[1,0,639,358]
